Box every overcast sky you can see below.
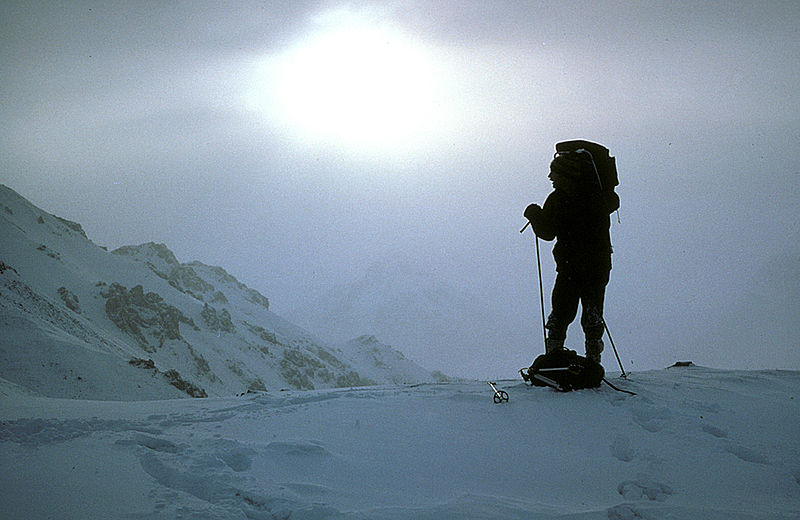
[2,1,798,376]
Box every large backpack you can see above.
[522,348,605,391]
[554,140,618,192]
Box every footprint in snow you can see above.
[701,423,728,438]
[617,478,674,501]
[607,503,647,520]
[610,435,635,462]
[631,405,671,433]
[724,442,768,465]
[209,438,256,472]
[265,440,333,458]
[133,433,182,454]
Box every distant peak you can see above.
[364,258,436,283]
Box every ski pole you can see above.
[487,381,509,403]
[603,319,626,378]
[534,234,547,351]
[521,223,547,351]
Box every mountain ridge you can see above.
[0,184,439,400]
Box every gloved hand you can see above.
[524,203,541,221]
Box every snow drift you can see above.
[1,366,799,519]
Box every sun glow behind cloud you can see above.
[245,11,456,157]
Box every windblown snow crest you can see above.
[0,184,439,399]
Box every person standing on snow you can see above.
[523,149,619,364]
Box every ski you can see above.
[532,373,568,392]
[519,367,569,392]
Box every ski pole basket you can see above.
[487,382,509,403]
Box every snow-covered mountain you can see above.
[0,184,439,399]
[286,259,532,378]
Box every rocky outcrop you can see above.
[113,242,178,266]
[279,347,375,391]
[200,303,235,333]
[112,243,215,301]
[128,358,207,398]
[190,262,269,310]
[164,264,215,300]
[243,321,278,345]
[101,283,197,352]
[110,243,270,310]
[0,261,18,275]
[57,286,80,313]
[163,369,207,398]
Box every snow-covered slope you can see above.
[1,366,798,519]
[0,185,439,399]
[339,334,448,385]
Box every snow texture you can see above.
[1,367,799,519]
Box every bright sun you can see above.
[246,17,449,153]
